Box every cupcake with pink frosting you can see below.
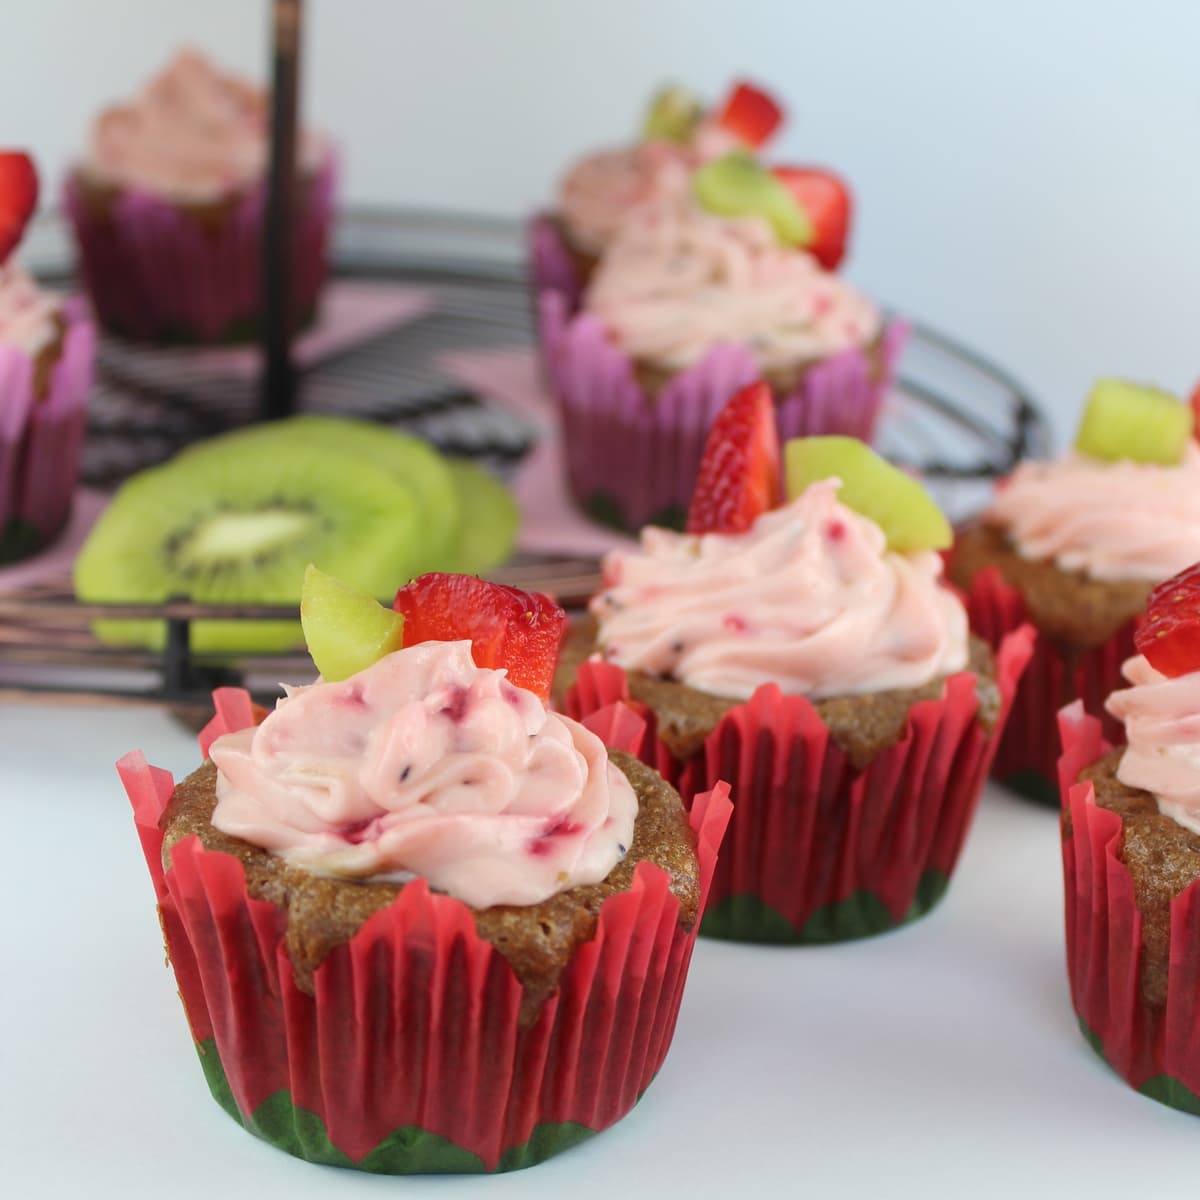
[64,48,336,343]
[531,79,783,309]
[560,386,1031,942]
[0,152,95,563]
[949,378,1200,802]
[1059,561,1200,1114]
[118,572,731,1172]
[540,154,902,531]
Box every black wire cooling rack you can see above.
[2,208,1049,712]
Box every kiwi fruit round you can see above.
[74,440,426,654]
[441,458,520,575]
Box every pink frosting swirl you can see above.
[557,119,740,255]
[83,48,325,201]
[986,447,1200,582]
[584,198,880,371]
[0,262,61,356]
[1106,654,1200,833]
[591,480,968,700]
[208,640,638,908]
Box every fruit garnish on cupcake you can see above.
[1132,562,1200,678]
[712,79,784,148]
[770,166,852,270]
[0,152,38,263]
[1073,378,1193,465]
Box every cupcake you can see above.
[64,48,336,344]
[117,570,731,1172]
[559,384,1031,942]
[1059,562,1200,1113]
[531,79,784,309]
[540,151,902,532]
[949,379,1200,803]
[0,153,95,564]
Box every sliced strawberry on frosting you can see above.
[715,81,783,149]
[1135,562,1200,678]
[393,573,566,700]
[771,166,852,270]
[1189,381,1200,441]
[0,152,38,264]
[686,380,781,536]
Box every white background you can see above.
[5,0,1199,444]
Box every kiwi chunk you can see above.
[181,415,460,573]
[300,564,405,681]
[74,441,424,654]
[693,151,813,247]
[1074,378,1192,465]
[785,436,952,553]
[642,84,703,144]
[441,459,520,575]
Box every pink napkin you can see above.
[438,346,637,559]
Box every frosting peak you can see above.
[591,480,968,701]
[1107,654,1200,833]
[208,641,637,908]
[986,447,1200,582]
[0,262,61,356]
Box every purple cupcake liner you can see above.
[538,289,907,531]
[0,297,96,555]
[63,152,337,344]
[528,213,587,315]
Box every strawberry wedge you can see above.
[0,152,38,263]
[1135,563,1200,679]
[394,573,566,700]
[771,166,852,270]
[686,381,781,535]
[715,81,784,149]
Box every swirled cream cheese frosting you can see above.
[985,446,1200,582]
[583,198,881,372]
[82,48,325,201]
[1107,654,1200,834]
[590,479,968,701]
[0,262,61,356]
[558,121,739,256]
[208,640,638,908]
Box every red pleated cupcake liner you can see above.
[63,153,336,344]
[565,626,1032,942]
[1058,702,1200,1111]
[538,289,906,531]
[0,297,96,558]
[528,213,588,314]
[960,564,1138,801]
[119,688,732,1173]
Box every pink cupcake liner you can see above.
[565,626,1032,942]
[0,297,96,559]
[538,288,907,531]
[63,152,337,344]
[528,213,587,314]
[118,687,732,1173]
[1058,703,1200,1112]
[960,564,1138,802]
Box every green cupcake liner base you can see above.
[699,870,951,944]
[196,1039,599,1173]
[1077,1016,1200,1116]
[997,768,1059,807]
[584,491,686,535]
[0,520,46,567]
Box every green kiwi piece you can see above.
[300,564,405,681]
[642,84,703,144]
[1074,378,1192,465]
[180,415,460,575]
[441,459,520,575]
[693,151,813,247]
[784,436,952,553]
[74,441,424,654]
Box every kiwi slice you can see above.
[300,564,405,681]
[1074,378,1192,465]
[74,441,424,654]
[439,459,520,575]
[784,436,952,553]
[693,151,813,247]
[642,84,703,144]
[180,415,461,574]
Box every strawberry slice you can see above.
[686,381,781,535]
[393,573,566,700]
[715,81,783,149]
[0,153,38,264]
[1189,380,1200,440]
[771,166,852,270]
[1135,562,1200,678]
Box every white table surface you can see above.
[3,697,1194,1199]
